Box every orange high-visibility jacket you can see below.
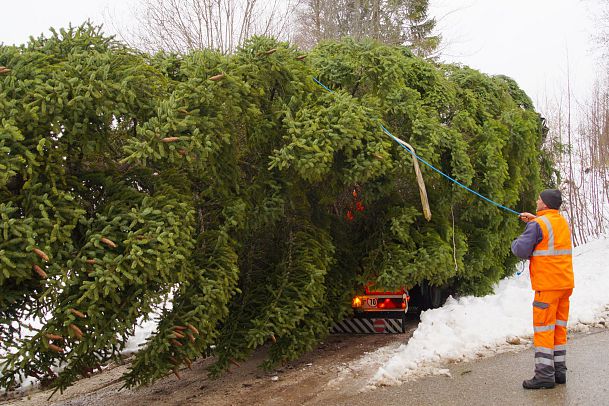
[529,209,574,291]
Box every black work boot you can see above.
[554,348,567,384]
[554,359,567,384]
[523,376,556,389]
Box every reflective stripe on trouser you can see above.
[532,289,573,380]
[554,344,567,374]
[554,291,570,374]
[534,346,554,380]
[554,290,570,375]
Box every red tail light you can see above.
[376,298,401,309]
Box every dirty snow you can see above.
[363,235,609,387]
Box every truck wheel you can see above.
[421,283,445,310]
[429,285,444,308]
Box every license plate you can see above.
[362,296,378,309]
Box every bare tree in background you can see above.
[118,0,298,54]
[575,80,609,238]
[539,0,609,243]
[107,0,441,56]
[293,0,440,57]
[540,78,609,245]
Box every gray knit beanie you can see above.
[540,189,562,210]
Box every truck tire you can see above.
[421,282,445,310]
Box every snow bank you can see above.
[368,235,609,387]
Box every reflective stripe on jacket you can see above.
[529,209,574,291]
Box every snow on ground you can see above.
[358,235,609,388]
[123,315,163,355]
[0,294,172,394]
[366,235,609,386]
[4,237,608,394]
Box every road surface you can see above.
[312,328,609,406]
[3,324,607,405]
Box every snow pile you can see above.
[123,314,164,355]
[367,235,609,387]
[122,290,175,354]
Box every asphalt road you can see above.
[324,328,609,406]
[4,325,607,406]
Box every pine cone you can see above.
[33,265,47,279]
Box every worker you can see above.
[511,189,574,390]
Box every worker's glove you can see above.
[518,212,537,222]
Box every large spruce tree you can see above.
[1,26,552,392]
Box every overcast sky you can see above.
[0,0,605,111]
[431,0,605,109]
